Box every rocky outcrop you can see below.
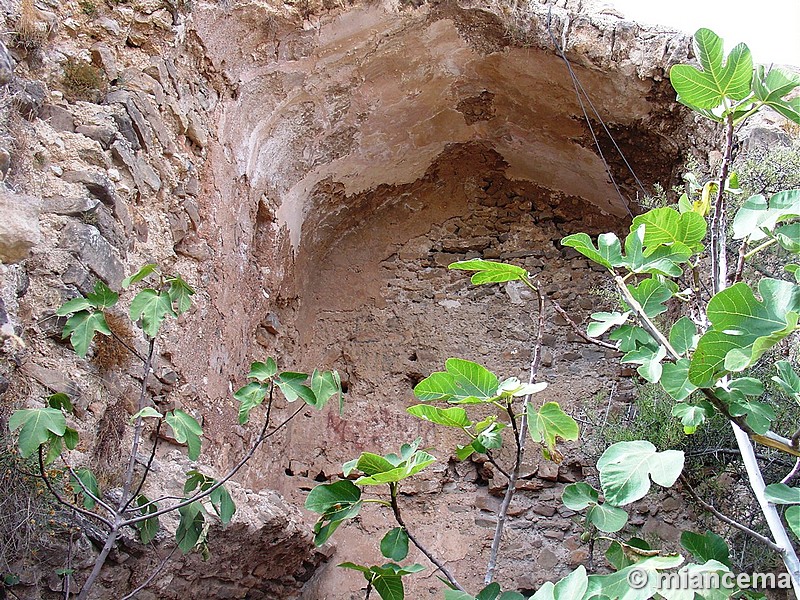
[0,0,727,598]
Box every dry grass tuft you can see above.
[16,0,49,50]
[92,313,134,373]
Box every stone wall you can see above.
[0,0,704,597]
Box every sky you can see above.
[608,0,800,67]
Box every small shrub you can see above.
[735,138,800,198]
[79,0,98,17]
[61,58,105,103]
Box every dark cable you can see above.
[569,65,650,198]
[545,6,640,217]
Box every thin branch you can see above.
[76,525,120,600]
[63,516,75,599]
[133,494,186,507]
[110,329,147,363]
[686,447,788,463]
[706,108,800,592]
[698,389,800,458]
[549,300,618,350]
[614,275,681,358]
[782,459,800,485]
[484,451,511,480]
[613,271,800,459]
[124,419,164,512]
[732,240,748,285]
[710,114,734,294]
[731,425,800,590]
[120,546,178,600]
[60,460,116,516]
[506,402,522,457]
[120,337,156,512]
[689,263,710,325]
[680,475,782,553]
[485,283,544,585]
[389,483,464,592]
[37,448,113,528]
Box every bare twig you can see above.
[708,111,800,594]
[484,282,545,585]
[484,451,511,480]
[36,448,113,528]
[388,482,464,592]
[710,114,734,294]
[733,240,748,285]
[689,263,710,325]
[120,546,178,600]
[60,460,116,516]
[686,447,787,463]
[782,459,800,485]
[74,372,306,599]
[698,389,800,458]
[124,419,164,513]
[680,475,782,553]
[120,337,156,512]
[613,269,800,460]
[63,520,75,599]
[125,389,302,526]
[77,526,120,600]
[550,300,618,350]
[110,329,147,363]
[614,276,681,358]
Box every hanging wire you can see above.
[545,5,652,217]
[564,56,651,199]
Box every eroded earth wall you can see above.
[0,0,702,597]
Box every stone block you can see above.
[0,190,41,263]
[0,41,14,85]
[14,80,47,120]
[186,111,208,148]
[90,43,119,82]
[111,112,141,150]
[76,124,116,149]
[60,222,124,288]
[21,362,81,399]
[41,196,99,216]
[63,169,117,206]
[111,140,161,192]
[125,96,154,151]
[131,92,177,155]
[531,503,557,517]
